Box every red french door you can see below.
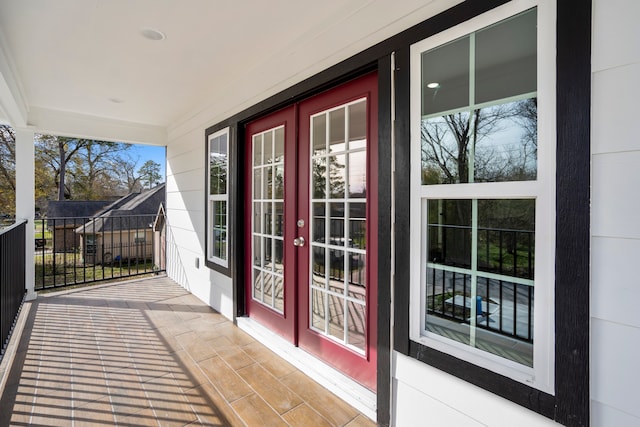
[245,73,378,390]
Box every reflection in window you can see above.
[420,9,537,186]
[252,126,285,313]
[425,199,535,366]
[421,99,537,184]
[310,98,368,354]
[208,128,229,267]
[416,8,539,370]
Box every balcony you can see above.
[0,276,375,426]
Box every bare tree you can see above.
[0,126,16,215]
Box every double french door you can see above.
[245,73,377,390]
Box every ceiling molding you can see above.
[28,106,166,145]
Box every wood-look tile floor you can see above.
[0,277,376,426]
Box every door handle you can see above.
[293,237,305,247]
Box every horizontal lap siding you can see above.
[591,0,640,424]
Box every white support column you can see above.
[15,127,36,300]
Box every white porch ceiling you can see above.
[0,0,461,144]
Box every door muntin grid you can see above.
[309,98,368,354]
[252,126,285,313]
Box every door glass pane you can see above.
[274,239,284,272]
[274,165,284,199]
[311,289,326,332]
[252,126,286,314]
[348,101,367,150]
[329,154,346,198]
[421,36,469,116]
[328,295,345,341]
[312,202,325,243]
[274,202,284,237]
[329,203,345,243]
[274,276,284,312]
[347,301,366,352]
[313,114,327,156]
[348,151,366,198]
[349,203,366,250]
[308,99,368,355]
[274,127,285,163]
[312,158,327,199]
[264,131,273,164]
[253,169,262,199]
[253,269,263,301]
[253,135,262,166]
[329,108,346,152]
[348,252,366,302]
[312,247,326,289]
[329,249,345,294]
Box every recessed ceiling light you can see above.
[109,98,124,104]
[141,28,166,41]
[427,82,440,89]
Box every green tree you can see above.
[138,160,162,190]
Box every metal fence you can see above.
[1,220,26,362]
[35,214,165,290]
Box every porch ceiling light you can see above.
[141,28,166,41]
[427,82,440,89]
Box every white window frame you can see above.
[207,127,229,268]
[409,0,556,394]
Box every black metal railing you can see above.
[426,226,534,343]
[1,220,27,361]
[35,214,165,290]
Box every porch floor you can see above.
[0,276,376,426]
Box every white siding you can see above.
[393,353,560,426]
[591,0,640,425]
[166,127,234,320]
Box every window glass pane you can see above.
[274,202,284,237]
[425,198,535,367]
[477,199,535,279]
[475,9,537,104]
[421,37,469,116]
[348,100,367,150]
[421,99,537,184]
[427,199,472,268]
[209,134,227,196]
[211,200,227,260]
[473,99,537,182]
[328,294,345,342]
[421,112,471,184]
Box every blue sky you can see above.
[128,144,167,180]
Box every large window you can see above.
[410,5,555,393]
[208,128,229,267]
